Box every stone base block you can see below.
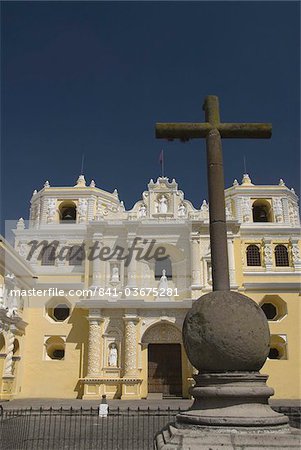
[155,424,301,449]
[121,379,142,400]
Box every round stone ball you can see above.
[183,291,270,372]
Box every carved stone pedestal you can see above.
[155,291,301,449]
[155,424,301,449]
[178,372,288,429]
[155,372,300,449]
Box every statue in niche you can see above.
[158,195,168,214]
[108,343,118,367]
[178,203,187,217]
[138,203,147,218]
[158,269,168,291]
[110,265,120,283]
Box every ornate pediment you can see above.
[130,177,203,221]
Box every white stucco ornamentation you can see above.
[288,201,300,226]
[142,323,181,344]
[16,218,25,230]
[241,197,251,223]
[291,244,301,264]
[46,198,57,223]
[263,243,273,268]
[78,199,88,223]
[273,198,283,223]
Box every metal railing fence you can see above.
[0,406,300,450]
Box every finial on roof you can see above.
[33,189,37,196]
[90,180,96,188]
[233,179,239,186]
[241,173,253,185]
[201,199,209,211]
[291,187,295,194]
[17,218,25,230]
[279,179,285,186]
[75,175,86,187]
[44,181,50,188]
[113,189,118,196]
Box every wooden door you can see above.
[148,344,182,396]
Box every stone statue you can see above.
[138,203,147,218]
[158,195,168,214]
[110,265,120,283]
[178,203,187,217]
[108,343,118,367]
[158,269,168,291]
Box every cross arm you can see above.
[156,122,272,141]
[218,123,272,139]
[156,123,212,141]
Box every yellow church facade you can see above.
[0,174,300,401]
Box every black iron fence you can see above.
[0,406,300,450]
[0,407,179,450]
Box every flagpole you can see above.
[162,150,164,177]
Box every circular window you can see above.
[261,303,277,320]
[45,336,65,360]
[53,304,70,321]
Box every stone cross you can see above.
[156,95,272,291]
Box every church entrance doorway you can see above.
[148,343,182,397]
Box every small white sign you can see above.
[99,404,108,417]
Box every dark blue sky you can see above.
[1,1,300,227]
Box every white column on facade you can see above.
[290,238,301,270]
[87,309,104,377]
[91,233,103,287]
[227,237,237,287]
[4,329,14,376]
[190,233,202,288]
[126,236,137,288]
[263,239,273,272]
[123,314,139,377]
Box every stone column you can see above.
[4,330,14,376]
[87,310,104,377]
[191,234,202,288]
[123,314,139,377]
[227,237,237,287]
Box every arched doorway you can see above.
[142,323,183,397]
